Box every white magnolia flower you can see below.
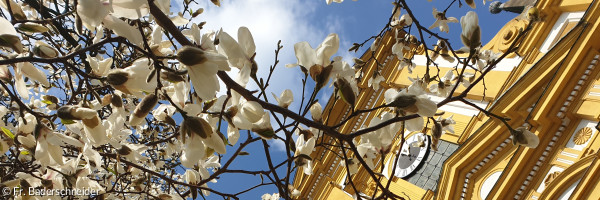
[251,113,275,140]
[310,102,323,122]
[0,0,26,20]
[475,49,501,71]
[218,27,256,71]
[295,136,315,175]
[34,124,64,166]
[432,40,455,63]
[76,0,111,30]
[87,55,113,77]
[291,188,301,197]
[182,25,217,52]
[15,62,51,98]
[181,134,206,168]
[399,58,416,73]
[363,112,399,154]
[184,169,201,184]
[460,11,481,50]
[429,70,455,97]
[57,106,109,146]
[262,193,281,200]
[288,33,339,89]
[16,172,42,188]
[400,14,413,26]
[439,115,456,134]
[117,143,148,162]
[392,39,410,60]
[0,65,11,82]
[40,170,64,190]
[330,56,355,83]
[326,0,343,5]
[110,0,150,19]
[272,89,293,108]
[429,8,459,33]
[162,74,190,108]
[129,94,158,126]
[368,73,385,91]
[0,17,22,53]
[391,13,413,27]
[152,104,176,122]
[385,87,437,132]
[103,14,143,46]
[227,124,240,145]
[106,59,157,98]
[82,144,102,170]
[17,134,36,150]
[356,141,377,169]
[17,113,36,134]
[180,115,226,155]
[511,126,539,148]
[176,46,228,101]
[460,72,475,87]
[408,76,428,94]
[240,101,266,124]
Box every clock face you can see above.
[394,133,430,178]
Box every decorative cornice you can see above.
[514,54,599,199]
[482,18,530,55]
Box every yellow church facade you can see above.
[293,0,600,199]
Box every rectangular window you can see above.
[539,11,584,53]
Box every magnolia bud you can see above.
[0,34,22,53]
[176,46,206,66]
[389,94,417,109]
[43,95,59,104]
[310,102,322,122]
[298,129,314,141]
[431,122,442,151]
[460,11,481,50]
[33,41,59,58]
[117,145,132,155]
[309,64,333,89]
[334,78,356,106]
[18,23,49,33]
[57,106,97,121]
[111,94,123,108]
[253,128,274,140]
[106,71,129,86]
[160,71,185,83]
[129,94,158,126]
[181,116,212,139]
[0,65,12,82]
[192,8,204,18]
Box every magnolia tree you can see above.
[0,0,541,199]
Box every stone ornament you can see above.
[573,127,593,145]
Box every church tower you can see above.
[293,0,600,199]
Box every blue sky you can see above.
[187,0,518,199]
